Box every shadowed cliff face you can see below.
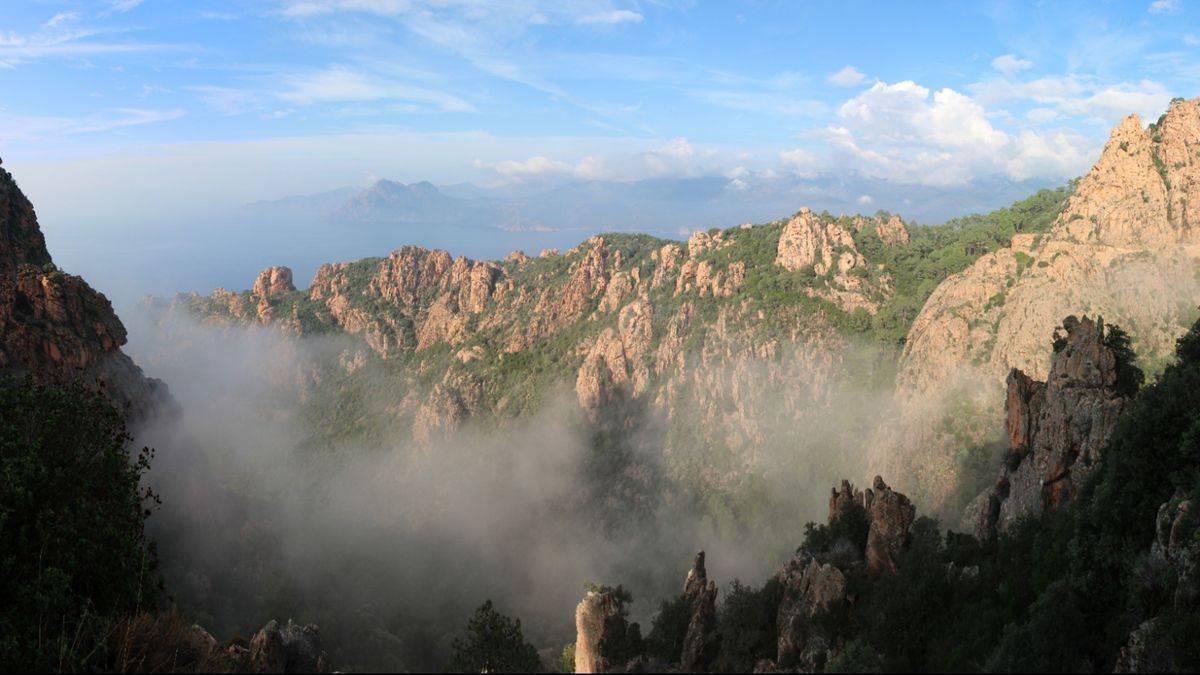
[961,315,1133,541]
[0,159,166,420]
[877,97,1200,511]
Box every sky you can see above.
[0,0,1197,296]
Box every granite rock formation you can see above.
[0,158,167,420]
[963,316,1132,540]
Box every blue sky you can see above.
[0,0,1197,296]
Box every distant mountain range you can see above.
[241,173,1056,237]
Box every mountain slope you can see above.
[876,97,1200,509]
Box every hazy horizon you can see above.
[3,0,1195,301]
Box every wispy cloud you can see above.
[1149,0,1180,14]
[991,54,1033,76]
[827,65,865,87]
[0,107,185,143]
[278,66,477,112]
[0,12,167,67]
[576,10,643,26]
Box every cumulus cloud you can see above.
[991,54,1033,76]
[828,79,1095,186]
[827,65,866,87]
[972,75,1171,123]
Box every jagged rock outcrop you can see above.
[776,207,889,313]
[247,620,328,673]
[574,589,630,674]
[252,266,295,299]
[864,475,916,574]
[680,551,720,672]
[828,479,864,526]
[1114,495,1199,673]
[115,615,329,673]
[881,97,1200,508]
[852,213,910,247]
[774,553,847,671]
[0,159,167,420]
[964,316,1132,540]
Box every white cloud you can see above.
[1149,0,1180,14]
[991,54,1033,76]
[472,137,732,184]
[1026,107,1060,124]
[577,10,643,26]
[475,155,574,177]
[1005,129,1096,181]
[829,79,1094,185]
[97,0,145,17]
[971,75,1172,124]
[0,108,185,143]
[779,148,821,177]
[0,14,166,67]
[827,65,866,87]
[277,66,477,112]
[1185,33,1199,46]
[857,194,873,205]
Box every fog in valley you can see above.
[123,309,897,670]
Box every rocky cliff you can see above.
[0,158,166,420]
[962,315,1133,540]
[879,97,1200,509]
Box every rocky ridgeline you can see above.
[0,158,167,420]
[878,96,1200,508]
[176,209,905,475]
[963,315,1133,540]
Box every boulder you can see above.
[249,619,328,673]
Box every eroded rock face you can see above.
[864,475,915,574]
[882,98,1200,508]
[680,551,720,672]
[852,214,910,247]
[1114,495,1200,673]
[965,316,1131,540]
[775,208,889,314]
[252,266,296,299]
[0,160,167,420]
[574,591,621,673]
[775,553,846,671]
[828,479,865,526]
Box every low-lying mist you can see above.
[124,311,893,671]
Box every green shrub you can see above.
[646,594,691,663]
[448,600,542,673]
[0,377,159,671]
[716,578,783,671]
